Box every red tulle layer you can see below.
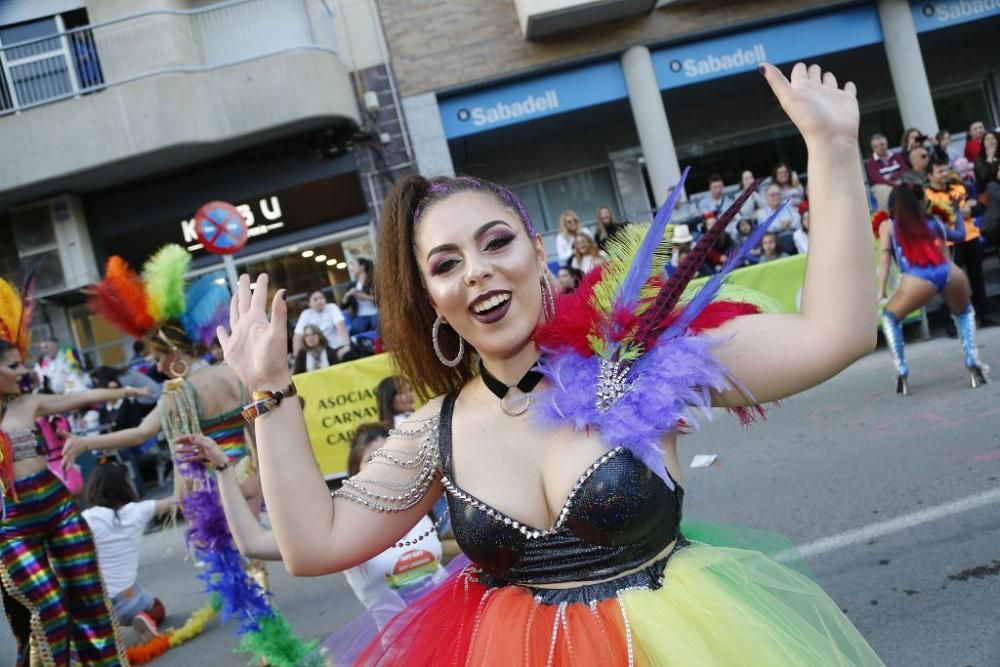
[353,566,630,666]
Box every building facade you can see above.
[0,0,414,365]
[381,0,1000,252]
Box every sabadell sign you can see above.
[458,90,559,127]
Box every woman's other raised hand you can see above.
[218,273,292,392]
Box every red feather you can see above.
[533,268,603,355]
[87,257,154,338]
[687,300,761,332]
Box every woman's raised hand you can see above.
[217,273,292,392]
[760,62,858,145]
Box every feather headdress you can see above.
[88,244,230,348]
[533,171,783,486]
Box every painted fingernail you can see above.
[757,64,766,74]
[281,290,287,301]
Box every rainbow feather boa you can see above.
[179,462,323,666]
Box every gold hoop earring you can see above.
[169,358,189,378]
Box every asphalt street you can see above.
[2,326,998,666]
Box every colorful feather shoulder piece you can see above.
[533,171,782,487]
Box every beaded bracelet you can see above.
[241,382,297,423]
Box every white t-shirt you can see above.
[343,516,445,630]
[294,304,346,348]
[82,500,156,597]
[354,281,378,317]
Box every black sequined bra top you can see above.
[439,392,683,587]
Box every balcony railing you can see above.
[0,0,338,116]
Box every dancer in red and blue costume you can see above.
[875,183,989,395]
[1,275,134,666]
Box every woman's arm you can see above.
[62,406,161,468]
[32,386,145,417]
[175,435,281,560]
[153,496,178,516]
[712,63,875,406]
[878,222,892,299]
[219,274,441,575]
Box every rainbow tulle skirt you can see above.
[323,536,884,666]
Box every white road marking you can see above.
[777,487,1000,562]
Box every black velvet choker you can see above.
[478,360,544,416]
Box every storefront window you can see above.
[236,230,375,323]
[513,166,621,232]
[68,303,130,370]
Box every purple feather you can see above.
[536,335,734,488]
[614,167,690,314]
[663,201,787,340]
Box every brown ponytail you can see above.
[376,175,476,400]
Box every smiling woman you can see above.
[221,62,884,666]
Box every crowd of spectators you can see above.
[863,121,1000,328]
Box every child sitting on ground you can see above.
[81,461,176,641]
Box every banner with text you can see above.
[296,353,397,479]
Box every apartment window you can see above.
[513,166,621,232]
[0,9,101,112]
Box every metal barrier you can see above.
[0,0,338,116]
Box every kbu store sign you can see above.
[181,196,285,251]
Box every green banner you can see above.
[689,254,807,313]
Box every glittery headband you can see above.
[414,177,537,238]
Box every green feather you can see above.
[678,282,782,314]
[143,244,191,323]
[591,224,672,318]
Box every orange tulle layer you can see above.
[344,542,884,666]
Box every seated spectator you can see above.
[294,324,339,373]
[933,130,959,167]
[755,184,801,248]
[866,133,908,211]
[965,120,986,162]
[702,213,733,273]
[594,205,627,251]
[974,130,999,195]
[737,169,766,221]
[665,247,691,277]
[900,127,925,160]
[981,161,1000,248]
[570,232,607,273]
[556,210,593,266]
[376,376,415,429]
[794,207,810,254]
[771,163,805,209]
[669,187,701,228]
[82,462,175,641]
[557,266,583,293]
[668,224,695,272]
[758,232,787,263]
[730,217,756,251]
[901,144,930,187]
[342,257,378,335]
[697,174,733,218]
[292,288,350,356]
